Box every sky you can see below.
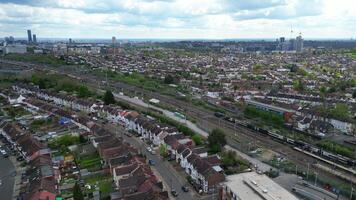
[0,0,355,39]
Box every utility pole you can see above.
[295,165,298,175]
[307,163,310,179]
[314,172,318,186]
[350,179,354,200]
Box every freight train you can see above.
[214,112,356,168]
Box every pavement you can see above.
[0,155,15,200]
[0,142,20,200]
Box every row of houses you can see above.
[123,113,225,193]
[14,91,169,199]
[266,93,355,134]
[13,84,128,125]
[13,84,226,193]
[247,97,354,135]
[0,120,56,200]
[91,133,168,200]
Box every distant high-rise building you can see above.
[112,36,116,45]
[27,30,32,42]
[112,36,117,54]
[295,33,303,52]
[4,36,15,44]
[279,37,285,43]
[33,34,37,43]
[69,38,72,44]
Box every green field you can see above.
[4,54,66,67]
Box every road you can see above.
[1,59,354,192]
[110,124,197,200]
[0,152,16,200]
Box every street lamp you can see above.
[314,172,318,186]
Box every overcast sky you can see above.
[0,0,355,39]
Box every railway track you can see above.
[1,59,355,186]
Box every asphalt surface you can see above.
[0,152,16,200]
[111,124,196,200]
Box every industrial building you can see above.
[219,172,299,200]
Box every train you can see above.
[214,112,356,168]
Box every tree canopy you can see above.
[208,128,226,153]
[164,74,174,84]
[103,90,115,105]
[72,182,84,200]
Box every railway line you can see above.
[1,59,355,187]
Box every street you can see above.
[0,155,16,200]
[110,124,196,200]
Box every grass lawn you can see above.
[30,117,56,131]
[77,152,102,170]
[4,53,66,67]
[84,175,113,193]
[3,106,30,118]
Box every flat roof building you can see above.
[220,172,299,200]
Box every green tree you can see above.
[103,90,115,105]
[159,144,168,157]
[78,85,91,98]
[38,78,46,89]
[164,74,174,84]
[208,129,226,153]
[72,182,84,200]
[293,79,304,91]
[331,103,349,121]
[353,90,356,98]
[79,134,87,144]
[221,150,238,167]
[192,134,203,146]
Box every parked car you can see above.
[181,186,189,192]
[1,149,8,158]
[171,190,179,197]
[148,159,155,166]
[16,156,24,161]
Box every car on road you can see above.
[171,189,179,197]
[1,149,8,158]
[181,186,189,192]
[16,156,24,161]
[148,159,155,166]
[146,147,152,152]
[150,149,156,155]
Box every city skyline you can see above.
[0,0,355,39]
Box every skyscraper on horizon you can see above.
[27,30,32,42]
[295,33,304,52]
[112,36,116,55]
[33,34,37,43]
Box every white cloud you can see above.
[0,0,355,39]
